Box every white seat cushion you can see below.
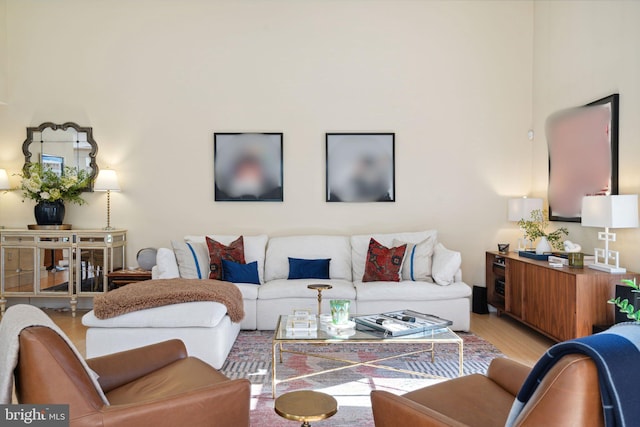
[234,282,259,300]
[351,231,438,282]
[264,235,352,282]
[354,281,471,301]
[81,301,228,328]
[258,278,356,300]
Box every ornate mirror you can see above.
[22,122,98,191]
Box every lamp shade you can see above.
[0,169,9,190]
[581,195,639,228]
[94,169,120,192]
[508,197,543,222]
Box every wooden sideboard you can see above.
[486,251,640,342]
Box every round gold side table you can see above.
[307,284,333,315]
[274,390,338,427]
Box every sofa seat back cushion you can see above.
[354,281,471,302]
[82,301,229,328]
[258,278,356,300]
[264,235,352,282]
[351,231,437,282]
[157,247,180,279]
[362,238,407,282]
[185,234,268,284]
[206,236,245,280]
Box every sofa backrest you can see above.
[184,234,268,284]
[350,230,438,282]
[264,235,352,282]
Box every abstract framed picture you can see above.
[547,94,619,222]
[214,132,283,202]
[326,133,395,202]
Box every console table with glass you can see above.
[0,228,126,317]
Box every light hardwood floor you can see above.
[43,308,554,367]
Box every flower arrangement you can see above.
[20,163,91,205]
[517,209,569,251]
[609,278,640,321]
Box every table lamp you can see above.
[581,194,639,273]
[94,169,120,230]
[0,169,10,191]
[508,197,543,250]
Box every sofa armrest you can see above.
[486,357,531,397]
[86,339,188,393]
[371,390,467,427]
[98,378,251,427]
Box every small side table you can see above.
[274,390,338,427]
[307,284,333,315]
[107,269,152,290]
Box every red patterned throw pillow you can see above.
[206,236,246,280]
[362,238,407,282]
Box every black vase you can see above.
[34,200,65,225]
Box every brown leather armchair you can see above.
[15,326,250,427]
[371,355,604,427]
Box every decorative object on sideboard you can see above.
[547,93,619,222]
[497,243,509,254]
[22,122,99,190]
[326,133,395,202]
[19,163,90,226]
[508,197,543,250]
[608,278,640,322]
[136,247,157,271]
[94,168,120,230]
[517,208,568,254]
[581,194,638,274]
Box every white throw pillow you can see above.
[156,247,180,279]
[393,236,435,282]
[431,243,461,286]
[171,240,210,279]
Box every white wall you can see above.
[532,0,640,272]
[0,0,534,285]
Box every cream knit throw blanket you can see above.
[93,279,245,322]
[0,304,109,405]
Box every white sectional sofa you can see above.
[153,230,471,331]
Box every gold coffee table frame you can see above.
[272,315,464,398]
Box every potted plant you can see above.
[517,209,569,254]
[19,163,91,225]
[609,278,640,321]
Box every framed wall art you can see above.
[326,133,395,202]
[547,94,619,222]
[214,132,283,202]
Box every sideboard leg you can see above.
[70,296,77,318]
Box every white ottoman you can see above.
[82,301,240,369]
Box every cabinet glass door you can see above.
[3,248,36,293]
[39,248,72,294]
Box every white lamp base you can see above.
[588,262,627,274]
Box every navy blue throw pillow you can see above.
[288,257,331,280]
[221,259,260,285]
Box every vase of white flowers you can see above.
[20,163,90,225]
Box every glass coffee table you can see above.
[272,314,463,397]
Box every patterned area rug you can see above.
[221,330,504,426]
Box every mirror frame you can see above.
[22,122,99,191]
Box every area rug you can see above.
[221,330,504,426]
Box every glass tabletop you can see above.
[274,314,462,343]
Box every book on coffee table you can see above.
[353,310,452,337]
